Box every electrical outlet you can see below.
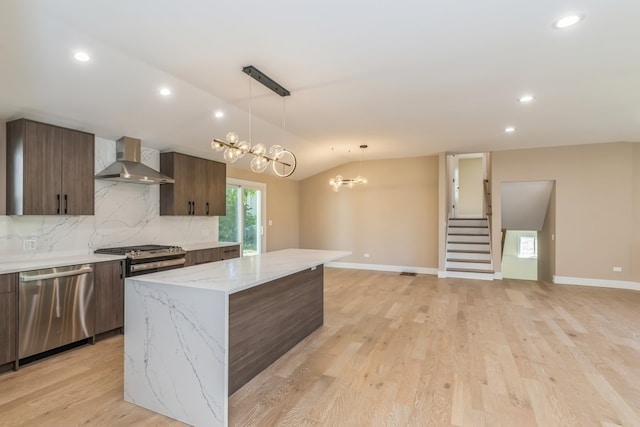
[23,239,36,251]
[201,228,211,237]
[613,266,623,272]
[364,253,370,258]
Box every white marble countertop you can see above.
[128,248,351,294]
[180,241,240,251]
[0,253,126,274]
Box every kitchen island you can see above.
[123,248,350,427]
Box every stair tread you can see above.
[447,258,491,263]
[447,241,490,245]
[449,225,488,228]
[447,250,491,254]
[448,233,490,236]
[446,268,495,274]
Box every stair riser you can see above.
[448,227,489,235]
[447,243,490,251]
[448,219,488,227]
[446,252,491,261]
[446,261,493,271]
[448,235,490,243]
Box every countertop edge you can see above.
[0,254,126,275]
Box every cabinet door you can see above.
[185,248,219,266]
[62,128,95,215]
[206,160,226,216]
[220,245,240,260]
[22,120,63,215]
[193,157,209,216]
[160,152,197,216]
[94,261,124,334]
[0,274,16,366]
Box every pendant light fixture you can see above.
[329,145,369,192]
[211,66,297,178]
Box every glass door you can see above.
[218,179,266,256]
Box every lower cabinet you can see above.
[0,273,16,367]
[94,260,125,335]
[220,245,240,260]
[185,245,241,267]
[185,248,220,267]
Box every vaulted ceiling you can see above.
[1,1,639,179]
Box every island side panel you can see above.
[228,265,324,395]
[124,279,228,427]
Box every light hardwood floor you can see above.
[1,269,640,426]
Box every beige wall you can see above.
[226,166,300,252]
[457,157,483,217]
[537,183,556,282]
[492,142,636,282]
[300,156,439,269]
[633,144,640,282]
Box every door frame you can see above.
[226,178,267,255]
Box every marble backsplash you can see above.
[0,137,218,260]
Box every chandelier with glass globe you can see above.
[329,145,368,192]
[211,66,297,178]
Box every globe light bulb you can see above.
[252,143,267,157]
[237,141,251,156]
[211,140,224,151]
[226,132,239,144]
[250,155,268,173]
[224,148,239,163]
[269,145,285,160]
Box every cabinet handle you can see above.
[187,201,192,215]
[64,194,68,214]
[120,261,124,279]
[192,201,196,215]
[56,194,60,214]
[206,202,210,216]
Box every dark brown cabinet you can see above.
[220,245,240,260]
[0,274,16,367]
[94,260,125,334]
[6,119,95,216]
[184,245,240,267]
[159,152,226,217]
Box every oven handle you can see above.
[130,258,186,273]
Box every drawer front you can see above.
[0,273,16,294]
[220,245,240,260]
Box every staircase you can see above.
[445,218,494,280]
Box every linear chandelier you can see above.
[211,66,297,178]
[329,145,368,192]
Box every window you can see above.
[518,236,537,258]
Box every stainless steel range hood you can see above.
[95,137,175,184]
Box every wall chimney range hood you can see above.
[95,137,175,184]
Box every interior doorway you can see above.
[218,178,266,256]
[501,230,538,280]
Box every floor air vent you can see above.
[400,272,417,276]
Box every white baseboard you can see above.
[553,275,640,291]
[326,262,437,275]
[437,270,447,278]
[493,272,503,280]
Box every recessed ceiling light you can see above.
[159,87,171,96]
[505,126,516,133]
[518,94,534,103]
[74,51,90,62]
[553,15,583,29]
[214,111,224,118]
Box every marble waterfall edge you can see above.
[124,279,228,426]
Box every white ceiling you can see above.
[1,1,639,179]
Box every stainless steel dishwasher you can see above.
[19,264,94,359]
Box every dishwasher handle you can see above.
[20,266,93,283]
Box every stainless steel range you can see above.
[95,244,186,276]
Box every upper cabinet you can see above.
[6,119,95,216]
[159,152,226,216]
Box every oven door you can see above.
[128,257,186,277]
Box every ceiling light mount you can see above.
[242,65,290,97]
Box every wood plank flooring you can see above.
[1,268,640,426]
